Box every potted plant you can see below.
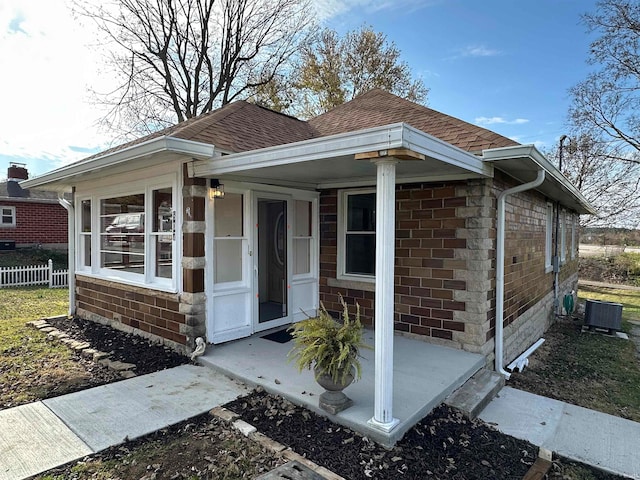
[288,294,370,414]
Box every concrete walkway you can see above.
[198,328,485,446]
[479,387,640,479]
[0,365,248,480]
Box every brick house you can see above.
[0,163,68,250]
[23,89,593,431]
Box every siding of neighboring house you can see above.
[319,173,579,365]
[0,199,68,248]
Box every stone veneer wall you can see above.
[180,165,207,352]
[319,175,580,364]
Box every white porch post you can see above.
[368,158,400,432]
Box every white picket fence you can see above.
[0,259,68,288]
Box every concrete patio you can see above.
[198,328,486,445]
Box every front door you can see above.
[255,196,291,331]
[207,185,318,344]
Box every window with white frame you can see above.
[545,203,553,272]
[213,192,245,284]
[79,200,91,268]
[560,210,566,263]
[338,190,376,279]
[293,200,313,275]
[1,206,16,227]
[78,178,176,290]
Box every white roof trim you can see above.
[483,144,596,214]
[192,123,492,178]
[20,136,215,189]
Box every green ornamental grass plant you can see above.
[289,294,370,385]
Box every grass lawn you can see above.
[578,285,640,323]
[510,285,640,422]
[0,287,77,408]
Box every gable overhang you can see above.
[190,123,493,189]
[20,137,215,193]
[483,144,596,215]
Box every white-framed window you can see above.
[77,175,177,291]
[293,199,313,276]
[338,189,376,280]
[79,200,91,269]
[545,202,553,273]
[213,191,246,285]
[571,215,577,259]
[1,206,16,227]
[560,210,566,264]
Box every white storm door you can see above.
[209,190,253,343]
[253,194,293,332]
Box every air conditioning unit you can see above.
[584,299,623,333]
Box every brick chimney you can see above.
[8,162,28,181]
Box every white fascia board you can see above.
[402,124,491,176]
[483,144,596,214]
[192,123,406,176]
[193,123,490,178]
[21,136,215,189]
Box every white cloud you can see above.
[460,45,501,57]
[313,0,437,21]
[475,116,529,126]
[0,0,112,171]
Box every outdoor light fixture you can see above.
[209,179,225,199]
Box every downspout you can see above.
[495,169,545,379]
[58,194,76,316]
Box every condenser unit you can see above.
[584,299,623,333]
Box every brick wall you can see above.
[76,275,187,352]
[0,200,68,246]
[319,181,486,350]
[319,175,580,362]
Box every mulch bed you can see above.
[225,391,623,480]
[40,318,625,479]
[49,316,188,375]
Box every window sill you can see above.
[545,265,553,274]
[328,277,376,292]
[75,271,178,294]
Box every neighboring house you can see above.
[0,163,68,250]
[23,89,593,431]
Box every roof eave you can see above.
[482,144,597,215]
[20,136,215,191]
[192,123,492,178]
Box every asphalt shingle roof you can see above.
[308,89,518,152]
[83,88,518,161]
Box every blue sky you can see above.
[0,0,599,180]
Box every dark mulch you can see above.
[225,390,624,480]
[49,316,188,375]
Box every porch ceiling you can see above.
[191,123,493,189]
[208,152,483,189]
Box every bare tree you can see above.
[286,25,428,118]
[547,131,640,228]
[569,0,640,155]
[75,0,314,136]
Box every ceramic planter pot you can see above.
[314,366,355,414]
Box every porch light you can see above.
[209,179,225,199]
